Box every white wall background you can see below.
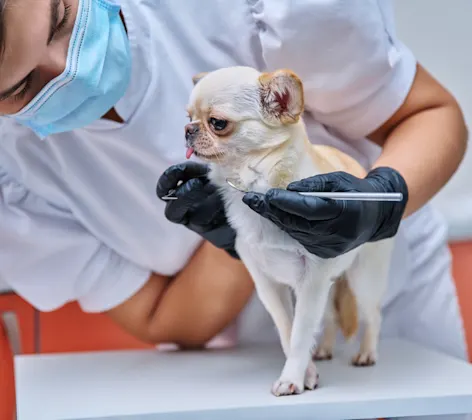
[393,0,472,241]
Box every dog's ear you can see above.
[192,72,209,86]
[258,69,304,125]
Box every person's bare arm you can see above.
[369,64,468,217]
[106,241,254,347]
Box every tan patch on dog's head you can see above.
[192,72,209,86]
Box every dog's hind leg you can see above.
[313,287,337,361]
[347,239,393,366]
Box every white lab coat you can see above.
[0,2,468,414]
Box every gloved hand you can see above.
[156,161,239,259]
[242,167,409,259]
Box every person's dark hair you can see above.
[0,0,6,61]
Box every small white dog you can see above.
[185,66,394,396]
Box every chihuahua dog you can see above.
[184,66,394,396]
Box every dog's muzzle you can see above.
[185,122,200,146]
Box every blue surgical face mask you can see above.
[9,0,131,139]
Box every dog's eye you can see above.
[209,118,228,131]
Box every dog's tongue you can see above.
[186,147,194,159]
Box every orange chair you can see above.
[0,294,35,420]
[450,241,472,361]
[38,302,153,353]
[0,319,15,420]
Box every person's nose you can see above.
[38,44,69,83]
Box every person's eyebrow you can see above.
[0,0,60,101]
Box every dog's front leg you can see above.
[255,278,294,357]
[272,272,333,396]
[236,244,293,356]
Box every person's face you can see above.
[0,0,78,115]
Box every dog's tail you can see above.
[333,274,358,339]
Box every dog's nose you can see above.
[185,122,200,141]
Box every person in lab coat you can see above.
[0,0,469,416]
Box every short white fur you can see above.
[187,66,394,396]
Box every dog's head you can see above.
[185,66,305,163]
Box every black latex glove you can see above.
[156,161,239,259]
[242,167,409,259]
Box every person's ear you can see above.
[192,72,209,86]
[258,69,304,125]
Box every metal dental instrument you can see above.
[161,176,207,201]
[225,179,403,202]
[160,178,404,202]
[161,191,178,200]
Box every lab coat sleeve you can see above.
[0,170,151,313]
[252,0,417,139]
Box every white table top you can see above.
[15,338,472,420]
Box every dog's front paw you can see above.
[271,379,303,396]
[271,361,319,396]
[352,350,377,367]
[304,361,319,390]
